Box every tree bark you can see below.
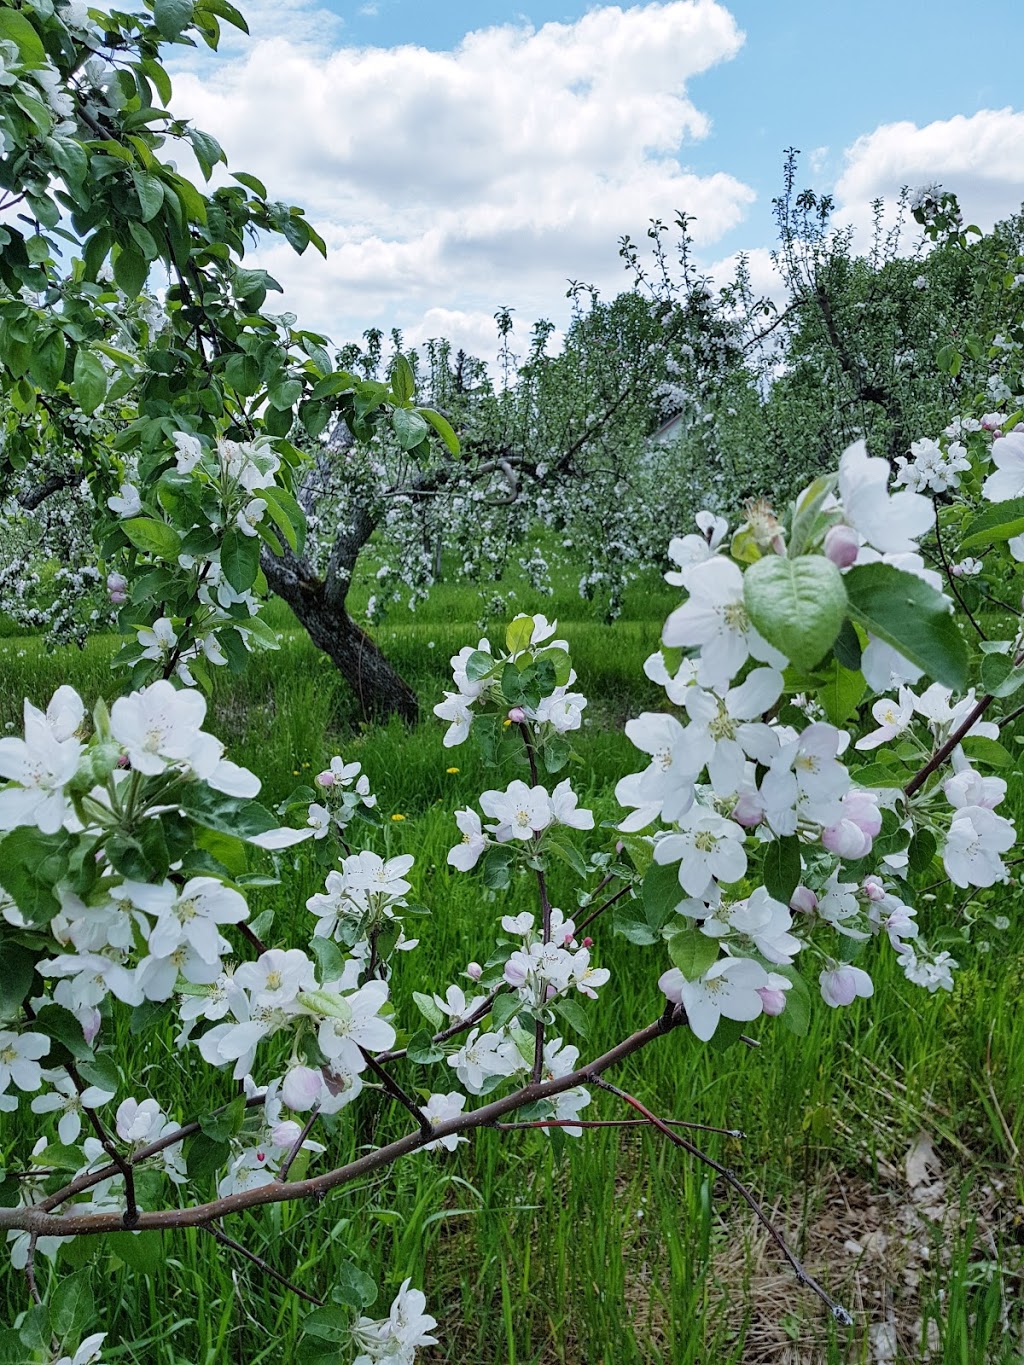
[260,537,419,726]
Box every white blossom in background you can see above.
[351,1279,438,1365]
[662,555,787,689]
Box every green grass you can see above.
[1,585,1023,1363]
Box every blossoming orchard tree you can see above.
[5,0,1024,1361]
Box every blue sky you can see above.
[170,0,1024,361]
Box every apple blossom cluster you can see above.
[306,851,419,964]
[305,756,379,840]
[433,613,587,748]
[611,438,1021,1039]
[350,1279,438,1365]
[105,431,303,690]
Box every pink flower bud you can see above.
[862,875,886,902]
[281,1065,323,1112]
[316,770,335,788]
[545,984,558,1001]
[109,588,127,605]
[270,1119,303,1149]
[503,959,528,988]
[790,885,818,915]
[615,840,625,854]
[465,961,483,981]
[822,820,871,859]
[507,706,526,724]
[81,1008,102,1045]
[824,524,859,569]
[116,754,131,769]
[106,572,127,593]
[731,791,764,828]
[757,987,787,1016]
[581,936,593,949]
[820,967,858,1007]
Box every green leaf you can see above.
[112,245,148,298]
[105,1230,164,1276]
[465,650,496,683]
[132,172,165,222]
[980,651,1024,699]
[773,966,812,1038]
[178,786,279,840]
[77,1053,120,1094]
[907,829,937,874]
[331,1262,377,1311]
[154,0,194,39]
[505,616,535,654]
[220,527,260,591]
[32,1004,90,1061]
[392,407,429,451]
[390,354,415,404]
[844,562,967,691]
[73,349,108,415]
[552,997,589,1038]
[121,517,182,560]
[262,484,306,555]
[642,859,685,927]
[0,828,71,925]
[743,554,847,671]
[185,1132,230,1184]
[0,9,46,65]
[959,736,1012,768]
[490,992,521,1031]
[818,658,866,727]
[198,1094,246,1143]
[302,1306,349,1342]
[405,1029,445,1064]
[833,617,863,671]
[666,925,719,980]
[960,496,1024,551]
[419,407,460,455]
[50,1269,94,1339]
[412,991,444,1030]
[762,835,801,905]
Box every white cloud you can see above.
[168,2,754,360]
[834,107,1024,239]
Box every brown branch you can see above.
[2,1013,683,1237]
[360,1049,433,1136]
[592,1078,853,1326]
[373,988,501,1065]
[932,510,986,640]
[904,691,995,798]
[205,1222,325,1307]
[576,882,632,936]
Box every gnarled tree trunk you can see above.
[260,502,419,724]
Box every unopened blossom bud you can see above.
[315,770,335,788]
[270,1119,304,1149]
[862,875,886,902]
[81,1008,102,1045]
[545,985,558,1001]
[731,791,763,828]
[503,959,528,988]
[824,524,859,569]
[465,961,483,981]
[581,936,593,948]
[790,885,818,915]
[281,1065,323,1112]
[109,588,127,605]
[116,754,131,769]
[507,706,526,724]
[106,571,127,593]
[615,841,625,854]
[757,987,787,1016]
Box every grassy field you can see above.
[1,566,1023,1364]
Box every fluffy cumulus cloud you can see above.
[168,2,754,359]
[834,107,1024,239]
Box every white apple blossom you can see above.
[982,429,1024,501]
[480,779,553,841]
[316,980,396,1073]
[654,806,748,898]
[147,877,248,964]
[421,1091,468,1151]
[701,888,800,965]
[236,498,267,536]
[55,1332,107,1365]
[433,690,475,747]
[107,481,142,517]
[351,1279,438,1364]
[659,958,769,1041]
[0,1031,50,1097]
[550,778,594,830]
[616,712,697,831]
[447,1027,521,1094]
[682,667,782,795]
[819,964,873,1007]
[855,688,915,751]
[447,807,488,871]
[665,512,728,589]
[943,805,1015,887]
[30,1070,115,1144]
[837,439,933,553]
[172,430,203,473]
[0,696,82,834]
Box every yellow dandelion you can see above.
[391,813,406,822]
[446,767,460,774]
[292,769,300,775]
[502,718,512,728]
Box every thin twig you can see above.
[205,1223,325,1307]
[278,1108,321,1183]
[576,882,632,936]
[374,989,501,1065]
[496,1116,745,1137]
[360,1049,432,1136]
[592,1078,853,1326]
[933,511,986,639]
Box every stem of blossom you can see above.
[591,1078,853,1326]
[496,1117,745,1137]
[932,510,986,640]
[903,692,995,798]
[24,1235,42,1306]
[360,1049,433,1137]
[576,882,632,936]
[63,1061,139,1228]
[3,1014,682,1236]
[205,1222,325,1307]
[237,922,268,956]
[373,989,502,1065]
[278,1108,320,1184]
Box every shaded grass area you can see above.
[1,597,1023,1363]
